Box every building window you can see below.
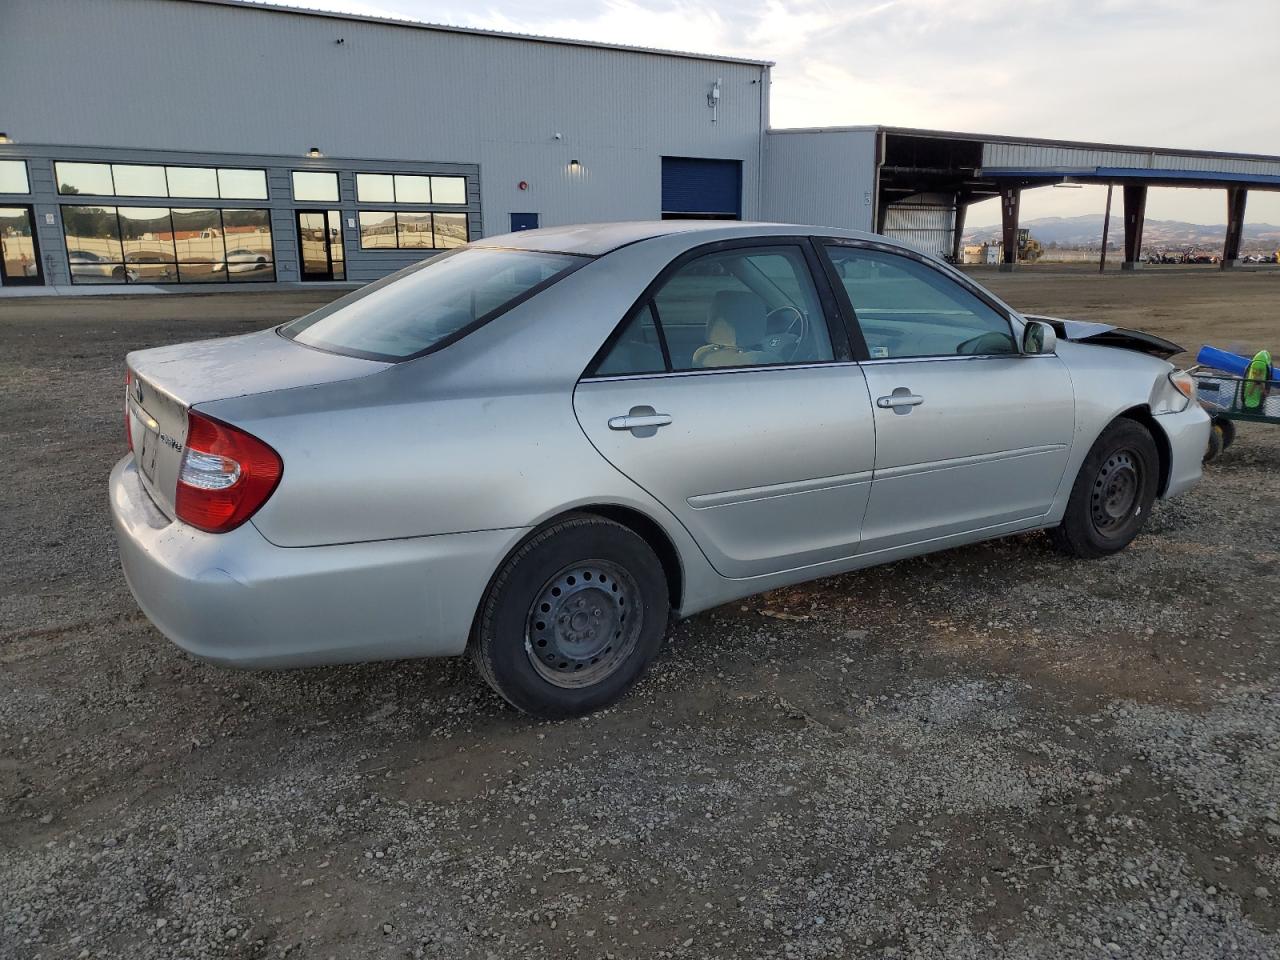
[55,161,268,200]
[166,166,219,198]
[112,164,169,197]
[62,205,274,284]
[217,168,268,200]
[431,176,466,204]
[355,172,467,204]
[355,174,395,203]
[358,211,469,250]
[56,162,115,196]
[0,160,31,194]
[292,171,339,202]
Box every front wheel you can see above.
[1048,419,1159,559]
[470,515,669,719]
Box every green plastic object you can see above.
[1242,349,1272,410]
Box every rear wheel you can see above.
[471,515,669,719]
[1048,419,1159,559]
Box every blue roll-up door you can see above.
[661,157,742,219]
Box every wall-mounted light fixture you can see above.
[0,132,11,144]
[707,78,722,122]
[307,146,323,158]
[568,159,581,172]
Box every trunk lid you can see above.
[126,328,389,517]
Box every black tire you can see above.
[1216,416,1237,451]
[1203,421,1224,463]
[1048,418,1159,559]
[470,515,669,719]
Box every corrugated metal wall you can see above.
[882,193,956,258]
[2,0,768,233]
[983,142,1280,177]
[762,129,878,230]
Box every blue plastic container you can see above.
[1196,344,1275,379]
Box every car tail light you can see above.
[125,369,133,451]
[174,411,282,533]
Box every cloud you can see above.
[272,0,1280,223]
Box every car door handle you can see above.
[608,413,672,430]
[876,392,924,409]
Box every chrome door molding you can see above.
[687,470,874,509]
[873,443,1068,481]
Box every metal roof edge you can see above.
[767,126,883,135]
[878,126,1280,165]
[174,0,775,67]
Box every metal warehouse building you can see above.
[0,0,769,289]
[2,0,1279,291]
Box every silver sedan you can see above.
[111,222,1210,717]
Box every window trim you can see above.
[818,238,1023,362]
[582,236,853,381]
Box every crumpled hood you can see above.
[1025,315,1184,360]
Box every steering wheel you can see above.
[762,305,807,361]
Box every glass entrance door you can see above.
[296,210,344,281]
[0,206,43,285]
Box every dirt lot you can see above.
[2,268,1279,960]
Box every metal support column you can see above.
[951,196,967,265]
[1099,184,1113,273]
[999,185,1020,271]
[1222,186,1247,268]
[1121,184,1147,270]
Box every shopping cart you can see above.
[1189,365,1280,461]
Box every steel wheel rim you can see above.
[1091,449,1141,534]
[525,559,642,688]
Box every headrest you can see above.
[707,290,767,348]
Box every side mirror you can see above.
[1022,319,1057,355]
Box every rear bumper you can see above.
[109,455,518,668]
[1155,402,1211,499]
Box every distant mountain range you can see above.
[964,215,1280,251]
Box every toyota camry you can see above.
[111,222,1209,718]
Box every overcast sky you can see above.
[283,0,1280,227]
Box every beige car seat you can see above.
[691,291,780,368]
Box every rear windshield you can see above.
[281,247,588,361]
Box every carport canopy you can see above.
[872,127,1280,267]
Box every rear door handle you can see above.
[608,413,672,430]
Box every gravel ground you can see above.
[2,268,1279,959]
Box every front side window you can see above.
[824,245,1016,359]
[598,245,834,376]
[282,248,586,361]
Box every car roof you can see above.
[470,220,886,256]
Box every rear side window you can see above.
[282,248,587,361]
[591,244,835,376]
[824,245,1016,359]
